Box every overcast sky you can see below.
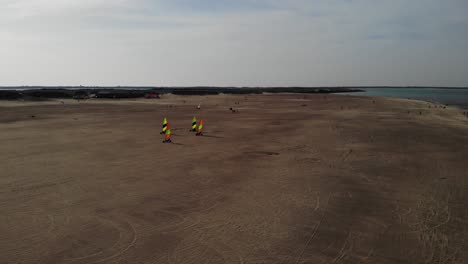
[1,0,467,86]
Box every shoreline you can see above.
[338,92,468,110]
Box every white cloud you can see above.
[2,0,131,16]
[0,0,467,86]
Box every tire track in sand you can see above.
[294,193,333,264]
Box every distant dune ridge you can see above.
[0,87,362,100]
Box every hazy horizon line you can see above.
[1,86,468,89]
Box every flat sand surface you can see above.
[1,94,467,264]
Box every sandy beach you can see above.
[1,94,467,264]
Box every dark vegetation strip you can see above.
[0,87,362,100]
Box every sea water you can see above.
[340,88,468,108]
